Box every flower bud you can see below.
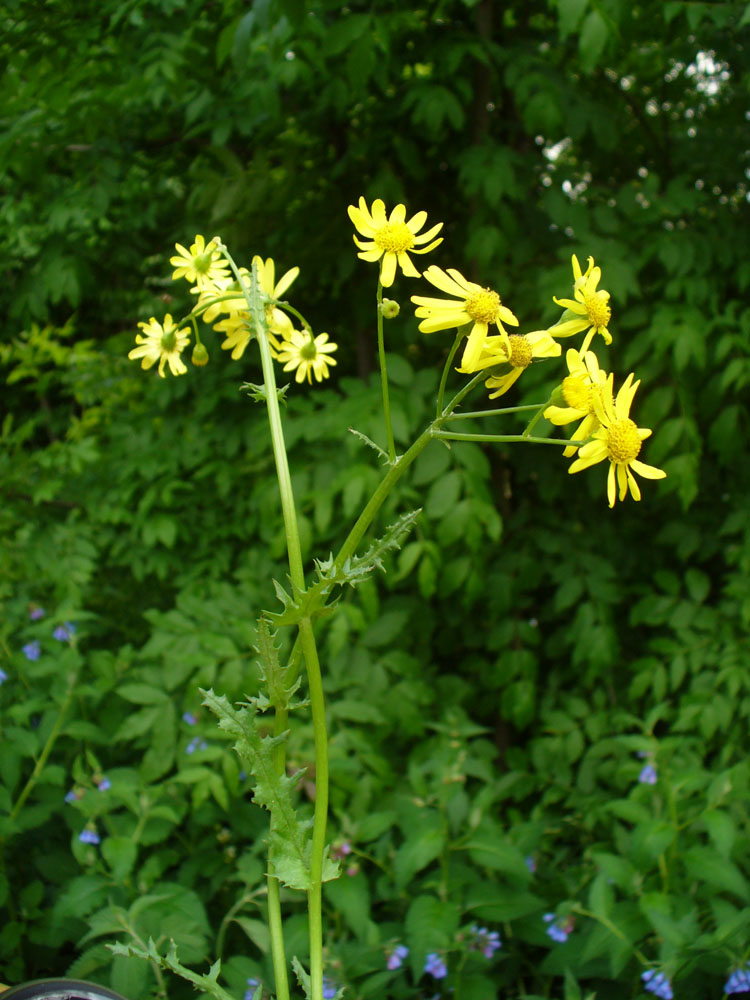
[379,298,400,319]
[192,343,209,366]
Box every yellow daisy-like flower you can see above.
[551,254,612,352]
[568,372,666,507]
[196,257,298,361]
[412,266,520,371]
[455,330,560,398]
[276,330,338,384]
[170,235,230,290]
[128,314,191,378]
[347,197,443,288]
[544,348,608,457]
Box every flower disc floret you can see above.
[348,197,443,287]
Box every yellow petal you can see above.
[380,252,397,287]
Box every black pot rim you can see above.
[0,980,129,1000]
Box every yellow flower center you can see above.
[561,374,591,412]
[508,335,532,369]
[300,337,318,361]
[606,418,641,463]
[466,288,501,324]
[584,293,611,329]
[374,222,415,254]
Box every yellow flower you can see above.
[198,257,298,361]
[170,235,230,290]
[412,266,520,370]
[348,197,443,287]
[128,314,190,378]
[276,330,338,384]
[544,348,608,457]
[568,373,666,507]
[551,254,612,352]
[455,330,560,398]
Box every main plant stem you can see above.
[376,274,397,463]
[226,251,329,1000]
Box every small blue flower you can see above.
[543,913,572,943]
[470,925,502,958]
[22,641,41,661]
[641,969,673,999]
[386,943,409,970]
[186,737,208,754]
[64,788,80,803]
[182,711,197,725]
[79,828,100,845]
[53,622,76,641]
[97,776,111,791]
[725,962,750,995]
[525,854,537,873]
[322,977,337,999]
[639,764,658,785]
[29,606,46,620]
[0,668,8,685]
[424,953,448,979]
[243,977,261,1000]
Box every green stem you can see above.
[436,330,464,418]
[9,659,79,822]
[521,400,550,438]
[335,372,486,568]
[446,403,543,421]
[434,431,586,446]
[298,618,328,1000]
[223,248,331,1000]
[221,249,308,1000]
[376,272,396,463]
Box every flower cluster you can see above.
[386,944,409,971]
[347,197,665,508]
[639,763,658,785]
[543,913,575,943]
[641,969,673,999]
[469,925,502,958]
[129,239,338,386]
[424,953,448,979]
[725,962,750,994]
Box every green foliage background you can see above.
[1,1,750,998]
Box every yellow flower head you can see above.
[277,330,338,384]
[170,235,230,290]
[412,266,520,370]
[466,330,560,398]
[200,256,298,361]
[568,372,666,507]
[544,348,608,457]
[348,197,443,287]
[128,314,191,378]
[551,254,612,352]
